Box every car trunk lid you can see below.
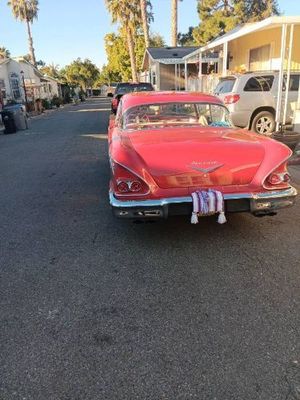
[126,127,265,189]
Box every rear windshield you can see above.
[116,83,131,94]
[116,83,154,95]
[134,83,154,91]
[214,79,236,94]
[122,102,232,130]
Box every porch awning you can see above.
[184,16,300,59]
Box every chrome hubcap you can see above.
[256,117,273,135]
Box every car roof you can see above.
[121,91,223,111]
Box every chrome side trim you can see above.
[109,187,297,208]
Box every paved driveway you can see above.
[0,98,300,400]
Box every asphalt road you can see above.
[1,98,300,400]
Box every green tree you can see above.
[40,63,61,79]
[193,0,280,45]
[105,0,142,82]
[0,47,10,58]
[62,59,100,91]
[96,65,122,86]
[244,0,280,22]
[150,33,166,47]
[178,26,196,46]
[36,59,45,67]
[7,0,38,66]
[104,32,132,81]
[193,0,244,46]
[104,30,165,81]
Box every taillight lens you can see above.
[130,181,142,192]
[112,98,118,108]
[112,161,149,196]
[224,94,240,104]
[267,172,290,185]
[264,162,291,189]
[117,181,129,193]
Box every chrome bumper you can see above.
[109,187,297,219]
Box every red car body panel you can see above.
[109,92,293,203]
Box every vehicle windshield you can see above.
[116,83,154,95]
[122,102,232,130]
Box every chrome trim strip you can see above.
[109,187,297,208]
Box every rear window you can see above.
[133,83,154,91]
[116,83,154,95]
[244,75,274,92]
[116,83,131,94]
[214,79,236,94]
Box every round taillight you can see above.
[130,181,142,192]
[268,174,281,185]
[267,172,290,185]
[117,181,129,193]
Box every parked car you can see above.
[111,82,154,114]
[105,83,117,97]
[108,91,297,221]
[214,71,300,135]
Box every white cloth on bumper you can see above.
[191,189,227,224]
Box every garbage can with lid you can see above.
[3,104,28,130]
[1,109,17,134]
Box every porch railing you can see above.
[187,74,221,94]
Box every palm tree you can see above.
[140,0,150,48]
[105,0,140,82]
[0,47,11,59]
[171,0,182,46]
[7,0,38,66]
[40,63,60,79]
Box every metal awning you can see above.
[184,16,300,59]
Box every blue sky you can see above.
[1,0,300,68]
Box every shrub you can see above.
[63,92,72,104]
[51,95,63,108]
[42,99,51,109]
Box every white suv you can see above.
[214,71,300,135]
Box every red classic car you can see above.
[108,91,297,222]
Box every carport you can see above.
[184,16,300,132]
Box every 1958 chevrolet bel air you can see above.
[108,91,297,220]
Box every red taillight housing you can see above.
[224,94,240,104]
[112,98,118,109]
[264,162,291,190]
[112,161,149,197]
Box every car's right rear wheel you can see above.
[251,111,275,136]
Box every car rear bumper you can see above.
[109,187,297,219]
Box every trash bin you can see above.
[3,104,28,130]
[1,110,17,134]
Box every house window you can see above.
[249,44,271,71]
[151,71,156,86]
[10,74,21,99]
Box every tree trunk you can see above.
[26,19,36,66]
[126,27,138,82]
[140,0,150,48]
[171,0,178,46]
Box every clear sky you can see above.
[1,0,300,68]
